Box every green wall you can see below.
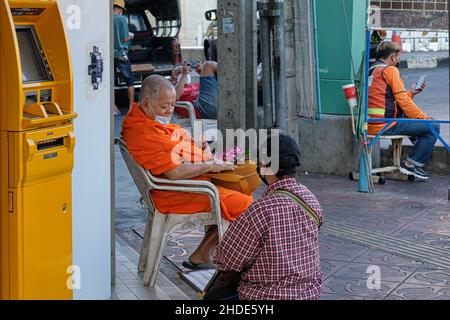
[316,0,367,115]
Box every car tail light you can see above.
[172,39,182,65]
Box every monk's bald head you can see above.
[139,75,175,106]
[139,75,176,119]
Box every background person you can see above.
[113,0,135,116]
[172,60,218,119]
[368,41,439,180]
[370,29,387,66]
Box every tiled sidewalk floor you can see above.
[112,237,193,300]
[115,144,450,300]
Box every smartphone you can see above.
[415,74,427,90]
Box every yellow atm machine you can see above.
[0,0,76,299]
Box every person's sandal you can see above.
[182,260,217,270]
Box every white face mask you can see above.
[177,74,191,85]
[146,103,172,125]
[154,115,172,125]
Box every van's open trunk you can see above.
[125,0,181,76]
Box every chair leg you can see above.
[138,214,153,272]
[218,218,230,240]
[368,145,374,175]
[142,213,167,287]
[221,218,230,235]
[148,217,184,286]
[148,231,170,287]
[392,139,402,167]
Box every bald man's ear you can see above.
[140,99,152,117]
[139,98,148,111]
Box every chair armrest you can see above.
[149,176,222,228]
[147,173,222,229]
[149,176,220,203]
[175,101,196,129]
[150,173,217,191]
[175,101,205,143]
[148,173,220,205]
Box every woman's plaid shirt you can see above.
[214,177,324,300]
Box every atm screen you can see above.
[16,27,52,83]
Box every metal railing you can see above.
[370,0,448,12]
[401,36,449,52]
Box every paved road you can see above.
[401,66,449,146]
[402,51,449,62]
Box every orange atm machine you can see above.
[0,0,76,299]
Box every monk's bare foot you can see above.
[188,252,211,266]
[188,225,218,265]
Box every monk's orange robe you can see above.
[121,104,253,221]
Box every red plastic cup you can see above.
[342,83,358,108]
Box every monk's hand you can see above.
[199,134,210,150]
[202,140,211,154]
[209,162,237,173]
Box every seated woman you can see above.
[171,60,218,120]
[121,75,252,269]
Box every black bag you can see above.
[202,270,242,300]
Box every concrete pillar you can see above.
[217,0,257,134]
[245,0,258,130]
[58,0,112,299]
[284,0,317,141]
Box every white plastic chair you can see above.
[173,101,197,130]
[116,138,228,287]
[173,101,218,142]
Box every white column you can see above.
[58,0,112,300]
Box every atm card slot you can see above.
[36,137,64,151]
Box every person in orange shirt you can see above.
[368,41,440,180]
[121,75,253,270]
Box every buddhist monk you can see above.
[121,75,253,270]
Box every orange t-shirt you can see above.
[121,104,252,221]
[368,64,427,135]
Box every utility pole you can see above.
[285,0,317,141]
[259,0,274,129]
[217,0,315,142]
[272,0,287,134]
[258,0,287,134]
[217,0,246,134]
[245,0,258,130]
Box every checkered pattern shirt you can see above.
[214,177,324,300]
